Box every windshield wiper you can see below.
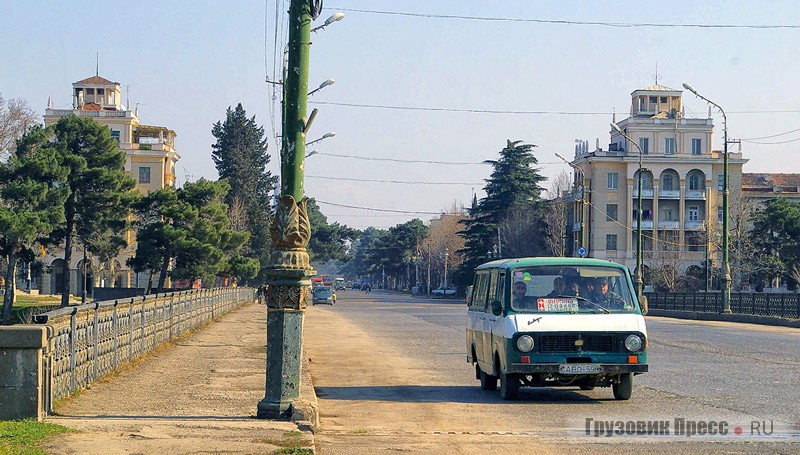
[556,295,611,314]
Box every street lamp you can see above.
[305,132,335,146]
[611,123,644,302]
[304,150,319,159]
[682,82,731,314]
[311,11,345,32]
[555,152,587,256]
[308,79,335,96]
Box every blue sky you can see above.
[3,1,799,229]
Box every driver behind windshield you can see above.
[590,277,626,309]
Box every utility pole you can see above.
[257,0,319,419]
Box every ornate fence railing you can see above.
[645,292,800,319]
[32,287,255,413]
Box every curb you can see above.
[291,352,320,434]
[648,309,800,328]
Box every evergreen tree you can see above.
[307,198,359,263]
[211,104,276,282]
[457,140,547,286]
[130,179,252,292]
[0,125,69,324]
[47,116,136,307]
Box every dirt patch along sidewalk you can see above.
[43,301,315,455]
[304,304,557,455]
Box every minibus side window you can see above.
[494,272,505,304]
[472,272,489,311]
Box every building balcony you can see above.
[658,220,680,230]
[45,108,133,118]
[659,189,680,199]
[685,190,706,200]
[632,220,654,230]
[684,220,706,230]
[632,188,654,198]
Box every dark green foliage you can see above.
[130,179,251,292]
[456,140,548,287]
[45,116,136,306]
[750,197,800,287]
[0,125,69,324]
[211,104,277,282]
[307,198,359,263]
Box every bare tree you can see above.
[420,202,467,288]
[648,250,683,292]
[227,195,249,232]
[500,205,542,258]
[0,94,37,160]
[707,188,763,291]
[542,170,572,257]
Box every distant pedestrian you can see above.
[365,283,372,294]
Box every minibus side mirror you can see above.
[491,299,503,316]
[639,295,649,316]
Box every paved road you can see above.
[305,290,800,454]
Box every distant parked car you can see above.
[312,286,336,305]
[432,286,456,297]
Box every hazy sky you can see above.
[3,1,799,229]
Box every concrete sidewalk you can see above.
[42,301,315,455]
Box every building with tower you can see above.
[25,74,181,296]
[564,84,748,285]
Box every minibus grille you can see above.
[539,333,616,353]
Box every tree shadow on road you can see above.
[315,385,615,404]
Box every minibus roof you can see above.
[475,257,629,272]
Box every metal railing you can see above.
[646,292,800,319]
[33,287,254,412]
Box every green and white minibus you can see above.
[466,257,648,400]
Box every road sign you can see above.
[577,247,587,257]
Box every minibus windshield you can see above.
[510,265,636,313]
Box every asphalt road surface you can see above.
[304,290,800,454]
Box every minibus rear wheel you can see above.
[612,373,633,400]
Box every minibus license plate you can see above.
[559,364,602,374]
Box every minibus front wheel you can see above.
[499,370,520,400]
[479,365,498,391]
[612,373,633,400]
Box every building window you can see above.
[688,206,699,221]
[718,174,724,190]
[606,204,618,222]
[692,138,702,155]
[87,88,95,95]
[665,138,675,155]
[718,207,724,222]
[663,208,674,221]
[97,88,105,95]
[138,167,151,184]
[606,234,618,251]
[689,175,700,190]
[663,175,674,191]
[649,96,657,103]
[660,96,667,103]
[607,173,618,189]
[111,130,120,142]
[639,137,649,155]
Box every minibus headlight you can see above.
[625,334,643,352]
[516,335,534,352]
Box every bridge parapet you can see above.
[0,287,255,421]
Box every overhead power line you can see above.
[316,200,444,215]
[741,136,800,145]
[331,7,800,29]
[740,127,800,141]
[312,100,800,116]
[307,174,482,185]
[308,151,560,166]
[311,100,612,115]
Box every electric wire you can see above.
[330,7,800,29]
[309,151,559,165]
[306,174,483,185]
[740,127,800,141]
[316,200,445,215]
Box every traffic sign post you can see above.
[577,246,587,258]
